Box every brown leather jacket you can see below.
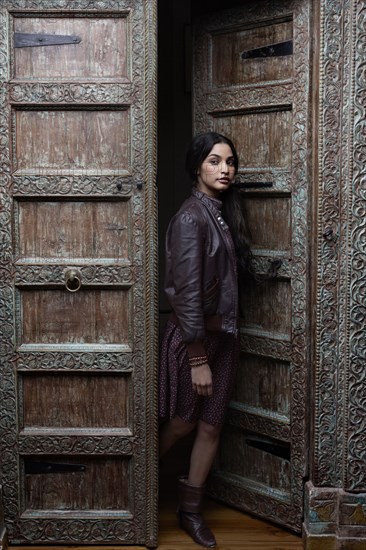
[164,188,239,357]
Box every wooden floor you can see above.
[157,499,304,548]
[156,459,304,549]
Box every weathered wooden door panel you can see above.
[15,108,129,173]
[23,456,130,511]
[17,200,131,260]
[13,16,129,81]
[194,0,311,532]
[0,1,157,546]
[22,373,130,428]
[20,289,131,345]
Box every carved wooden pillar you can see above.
[0,486,8,550]
[304,0,366,547]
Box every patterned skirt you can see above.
[159,320,239,427]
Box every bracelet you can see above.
[188,355,208,368]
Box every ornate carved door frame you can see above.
[305,0,366,548]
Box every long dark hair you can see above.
[186,132,253,277]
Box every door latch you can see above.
[14,33,81,48]
[268,258,283,278]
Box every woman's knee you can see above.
[197,420,221,442]
[171,416,196,438]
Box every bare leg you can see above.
[188,420,221,487]
[159,415,196,458]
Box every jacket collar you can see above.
[192,187,222,211]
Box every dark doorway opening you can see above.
[157,0,244,320]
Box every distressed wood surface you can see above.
[24,457,130,511]
[15,109,129,173]
[211,19,293,86]
[18,200,130,259]
[0,1,158,546]
[22,373,129,428]
[10,451,304,549]
[193,0,311,532]
[14,16,129,81]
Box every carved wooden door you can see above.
[0,1,157,546]
[193,0,311,532]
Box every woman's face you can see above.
[196,143,236,198]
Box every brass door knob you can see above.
[64,269,82,292]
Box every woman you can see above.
[159,132,251,548]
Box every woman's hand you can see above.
[191,364,213,396]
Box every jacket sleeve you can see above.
[164,210,207,357]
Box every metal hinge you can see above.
[24,460,86,474]
[236,181,273,189]
[246,436,291,461]
[14,33,81,48]
[241,40,293,59]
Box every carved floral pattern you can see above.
[16,520,136,544]
[3,0,133,8]
[12,175,134,196]
[15,265,133,285]
[226,407,290,442]
[240,332,291,362]
[18,435,133,455]
[314,0,366,498]
[0,0,158,546]
[0,4,17,547]
[141,4,159,545]
[194,0,310,530]
[10,83,135,104]
[206,84,293,112]
[315,0,346,488]
[17,351,135,371]
[0,12,8,82]
[346,0,366,492]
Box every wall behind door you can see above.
[157,0,192,326]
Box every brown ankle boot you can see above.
[177,476,216,548]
